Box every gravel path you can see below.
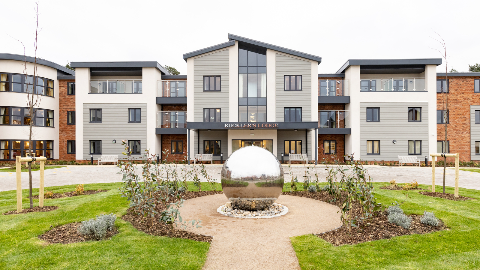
[179,194,342,270]
[1,164,479,192]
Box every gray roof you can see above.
[336,58,443,74]
[57,74,75,80]
[437,72,480,77]
[0,53,75,76]
[162,75,187,80]
[70,61,170,75]
[228,34,322,64]
[183,40,236,61]
[318,73,345,78]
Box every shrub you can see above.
[420,211,439,226]
[307,185,317,193]
[411,181,419,189]
[388,212,412,229]
[44,191,54,198]
[390,179,397,186]
[386,205,404,215]
[75,184,84,195]
[78,214,116,240]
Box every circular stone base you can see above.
[217,203,288,219]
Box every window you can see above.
[0,140,53,160]
[284,140,302,155]
[437,141,449,153]
[0,73,9,92]
[23,108,32,126]
[128,140,141,155]
[90,109,102,123]
[323,140,336,154]
[46,110,54,127]
[67,111,75,125]
[203,108,221,122]
[89,80,142,94]
[476,142,480,155]
[0,107,8,124]
[361,80,376,91]
[437,110,449,124]
[366,107,380,122]
[284,75,302,91]
[171,140,183,154]
[367,140,380,155]
[284,108,302,122]
[204,140,221,156]
[46,80,54,97]
[67,140,75,154]
[203,76,221,91]
[319,80,338,96]
[475,79,480,93]
[408,107,421,122]
[319,111,337,128]
[89,140,102,155]
[128,108,141,123]
[68,82,75,95]
[437,79,448,93]
[408,140,422,155]
[0,107,52,127]
[35,109,45,127]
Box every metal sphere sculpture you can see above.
[221,146,284,211]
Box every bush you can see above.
[78,214,116,240]
[75,184,84,195]
[307,185,317,193]
[420,211,439,226]
[390,179,397,186]
[45,191,54,199]
[388,212,412,229]
[386,205,404,215]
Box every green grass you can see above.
[0,166,64,172]
[291,182,480,269]
[0,182,220,269]
[460,168,480,173]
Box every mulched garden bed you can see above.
[30,190,108,199]
[380,186,424,191]
[3,206,58,215]
[38,222,119,244]
[419,191,471,201]
[122,190,223,243]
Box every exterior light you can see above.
[294,129,298,131]
[112,139,116,144]
[392,140,396,144]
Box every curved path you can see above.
[179,194,342,270]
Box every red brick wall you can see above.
[58,80,75,161]
[161,134,187,163]
[318,134,345,163]
[162,105,187,111]
[437,76,480,162]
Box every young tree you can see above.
[165,65,180,75]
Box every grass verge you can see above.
[460,168,480,173]
[0,166,64,172]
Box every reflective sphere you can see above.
[221,146,284,211]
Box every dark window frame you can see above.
[203,140,221,156]
[323,140,336,154]
[128,140,141,155]
[89,109,102,123]
[476,141,480,155]
[67,111,75,125]
[437,110,449,124]
[0,106,54,127]
[367,140,380,155]
[437,140,450,153]
[360,79,377,92]
[203,76,221,91]
[67,140,76,154]
[203,108,221,122]
[128,108,141,123]
[89,140,102,155]
[437,79,449,93]
[476,110,480,124]
[0,72,54,97]
[67,82,75,95]
[408,107,422,122]
[475,79,480,93]
[171,140,183,154]
[284,140,302,155]
[284,75,302,91]
[284,107,302,122]
[408,140,422,155]
[0,139,54,160]
[366,107,380,122]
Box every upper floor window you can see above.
[90,80,142,94]
[203,76,221,91]
[0,106,53,127]
[360,80,376,91]
[285,140,302,155]
[0,73,54,97]
[67,111,75,125]
[128,108,141,123]
[284,107,302,122]
[203,108,221,122]
[89,109,102,123]
[408,107,421,122]
[437,79,448,93]
[319,80,337,96]
[128,140,141,155]
[68,82,75,95]
[476,110,480,124]
[437,110,449,124]
[475,79,480,93]
[284,75,302,91]
[367,140,380,155]
[408,140,422,155]
[366,107,380,122]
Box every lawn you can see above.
[0,166,64,172]
[460,168,480,173]
[291,183,480,269]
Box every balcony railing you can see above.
[90,80,142,94]
[156,111,186,128]
[360,78,425,92]
[318,79,349,96]
[157,80,187,97]
[319,110,348,128]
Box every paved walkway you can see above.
[179,194,342,270]
[1,164,479,192]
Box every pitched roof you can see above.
[0,53,75,75]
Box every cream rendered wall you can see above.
[229,41,239,121]
[142,67,162,155]
[266,49,276,122]
[187,57,195,161]
[310,62,319,161]
[345,65,360,159]
[75,68,89,160]
[0,60,60,159]
[227,129,277,157]
[424,65,438,160]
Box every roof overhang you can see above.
[0,53,75,76]
[70,61,170,75]
[336,59,442,74]
[183,40,236,61]
[437,72,480,77]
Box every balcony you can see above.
[90,80,142,94]
[318,110,350,134]
[360,78,425,92]
[156,80,187,104]
[155,111,187,135]
[318,79,350,103]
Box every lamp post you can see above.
[221,153,223,164]
[281,153,284,164]
[90,154,93,165]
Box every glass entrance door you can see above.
[232,139,273,153]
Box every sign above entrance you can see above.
[187,121,318,130]
[225,123,278,129]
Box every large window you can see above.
[408,107,421,122]
[476,142,480,155]
[0,73,9,92]
[0,106,53,127]
[67,111,75,125]
[128,140,141,155]
[366,107,380,122]
[89,140,102,155]
[319,80,337,96]
[203,76,221,91]
[319,111,337,128]
[408,140,422,155]
[475,79,480,93]
[361,80,376,92]
[284,75,302,91]
[284,140,302,155]
[437,79,448,93]
[232,139,273,153]
[437,110,448,124]
[203,108,221,122]
[367,140,380,155]
[284,108,302,122]
[68,82,75,95]
[90,80,142,94]
[171,140,183,154]
[0,140,53,160]
[128,108,141,123]
[67,140,75,154]
[239,44,267,122]
[0,73,53,97]
[90,109,102,123]
[0,107,8,125]
[323,140,336,154]
[437,140,449,153]
[204,140,221,156]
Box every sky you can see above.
[1,0,479,74]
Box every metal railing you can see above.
[156,111,186,128]
[318,110,348,128]
[90,80,142,94]
[360,78,425,92]
[157,80,187,97]
[318,79,349,96]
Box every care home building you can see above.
[2,34,480,163]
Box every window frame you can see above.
[408,107,422,122]
[67,111,75,125]
[437,140,450,154]
[436,79,449,93]
[89,109,102,123]
[476,141,480,155]
[128,108,141,123]
[171,140,183,154]
[366,107,380,122]
[437,110,449,124]
[408,140,422,155]
[284,140,302,155]
[475,79,480,93]
[284,75,302,91]
[203,140,221,156]
[67,140,76,154]
[203,108,221,122]
[360,79,377,92]
[67,82,75,95]
[366,140,380,155]
[89,140,102,155]
[203,76,221,92]
[323,140,336,155]
[284,107,302,122]
[128,140,141,155]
